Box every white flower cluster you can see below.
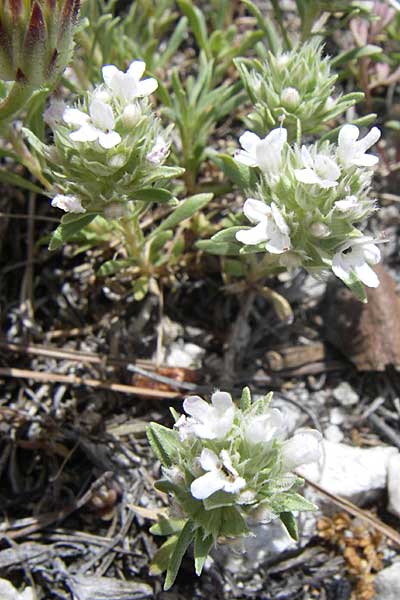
[48,61,171,217]
[234,124,382,290]
[174,390,321,503]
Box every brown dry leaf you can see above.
[322,265,400,371]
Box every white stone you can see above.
[298,441,398,505]
[329,407,346,425]
[0,579,34,600]
[387,452,400,519]
[332,381,359,406]
[324,424,344,443]
[374,561,400,600]
[166,340,205,368]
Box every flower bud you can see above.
[281,87,300,109]
[310,222,330,238]
[121,103,141,128]
[0,0,80,86]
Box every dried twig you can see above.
[0,366,181,399]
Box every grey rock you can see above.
[374,561,400,600]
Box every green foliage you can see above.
[147,388,322,589]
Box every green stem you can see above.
[120,215,144,266]
[0,81,34,125]
[7,125,52,191]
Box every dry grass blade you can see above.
[0,366,181,399]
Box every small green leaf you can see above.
[196,239,241,256]
[150,535,179,576]
[152,193,213,235]
[194,530,213,576]
[271,492,318,513]
[132,275,149,301]
[220,506,249,537]
[150,517,186,537]
[164,520,194,590]
[203,491,237,511]
[240,387,252,410]
[146,423,181,468]
[177,0,210,56]
[212,153,256,190]
[134,188,173,203]
[97,259,132,277]
[332,44,383,68]
[280,511,299,541]
[49,214,96,251]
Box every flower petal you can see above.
[199,448,219,471]
[191,471,225,499]
[271,202,289,235]
[294,168,321,185]
[211,390,233,413]
[98,130,121,149]
[354,262,380,287]
[102,65,120,88]
[239,131,260,154]
[137,77,158,96]
[70,124,99,142]
[282,429,322,470]
[235,150,259,167]
[332,252,352,283]
[352,154,379,167]
[357,126,381,153]
[183,396,212,421]
[223,476,246,494]
[127,60,146,80]
[236,221,269,245]
[243,198,270,224]
[89,98,115,131]
[300,145,314,169]
[63,107,90,126]
[338,124,360,147]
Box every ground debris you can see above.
[322,266,400,371]
[66,575,153,600]
[317,512,384,600]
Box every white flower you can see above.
[175,390,235,440]
[236,199,291,254]
[51,194,86,213]
[243,408,285,445]
[190,448,246,500]
[332,236,381,288]
[102,61,158,104]
[146,135,169,164]
[335,195,368,219]
[281,429,322,470]
[63,98,121,149]
[235,128,287,176]
[337,124,381,168]
[295,146,340,188]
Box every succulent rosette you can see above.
[147,388,322,590]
